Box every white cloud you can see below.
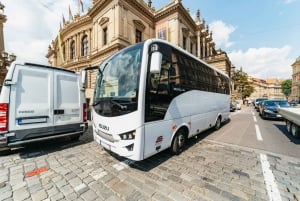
[2,0,87,65]
[228,45,293,79]
[209,20,236,48]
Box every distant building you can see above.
[46,0,232,101]
[249,77,285,100]
[290,56,300,102]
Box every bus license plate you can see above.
[100,140,111,150]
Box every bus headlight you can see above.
[119,130,136,140]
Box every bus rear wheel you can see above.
[214,116,221,130]
[286,120,291,133]
[171,129,186,155]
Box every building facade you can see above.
[46,0,232,101]
[290,56,300,102]
[249,77,285,100]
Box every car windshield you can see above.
[265,101,290,107]
[93,43,143,117]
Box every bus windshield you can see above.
[93,43,143,117]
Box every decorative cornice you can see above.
[88,0,112,17]
[99,17,109,26]
[155,2,196,31]
[60,15,92,36]
[133,19,146,30]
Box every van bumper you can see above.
[0,135,9,150]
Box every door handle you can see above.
[54,109,64,115]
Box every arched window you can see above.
[70,40,75,59]
[81,35,88,56]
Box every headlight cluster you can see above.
[119,130,136,140]
[264,109,273,113]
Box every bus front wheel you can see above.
[171,129,186,155]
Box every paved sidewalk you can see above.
[0,126,299,201]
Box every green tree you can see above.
[281,79,292,99]
[233,69,254,99]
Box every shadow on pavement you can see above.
[274,123,300,145]
[0,125,94,158]
[112,120,230,172]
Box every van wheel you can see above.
[171,129,186,155]
[286,120,291,133]
[214,117,221,130]
[291,123,299,138]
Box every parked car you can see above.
[289,100,299,107]
[259,100,290,119]
[235,100,242,110]
[230,103,236,112]
[255,98,268,111]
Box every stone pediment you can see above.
[99,17,109,26]
[133,20,146,30]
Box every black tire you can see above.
[286,120,291,133]
[291,123,300,138]
[214,117,221,130]
[171,129,186,155]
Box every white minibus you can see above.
[90,39,230,161]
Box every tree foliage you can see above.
[281,79,292,99]
[233,70,254,99]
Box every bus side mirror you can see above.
[81,66,99,89]
[150,52,162,73]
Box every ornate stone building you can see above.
[47,0,232,100]
[290,56,300,102]
[249,77,285,100]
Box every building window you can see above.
[63,46,65,61]
[183,36,186,50]
[70,40,75,59]
[190,42,193,54]
[136,29,142,43]
[158,28,166,40]
[81,35,88,56]
[103,27,108,45]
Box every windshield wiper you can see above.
[111,99,127,110]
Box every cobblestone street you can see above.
[0,126,299,201]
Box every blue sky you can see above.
[2,0,300,79]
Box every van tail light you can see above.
[0,103,9,132]
[83,103,87,122]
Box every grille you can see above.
[96,130,115,142]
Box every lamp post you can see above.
[230,65,236,101]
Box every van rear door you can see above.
[9,64,54,140]
[53,70,82,132]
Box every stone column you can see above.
[202,37,206,58]
[197,31,201,58]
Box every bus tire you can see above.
[286,120,292,133]
[214,116,221,130]
[291,123,300,138]
[171,129,186,155]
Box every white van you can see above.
[0,63,87,150]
